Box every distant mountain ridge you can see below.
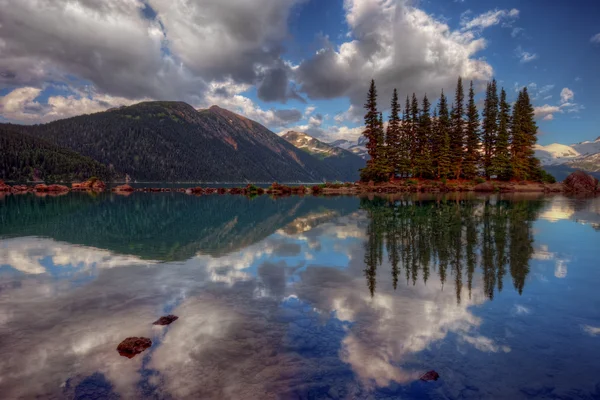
[1,102,357,182]
[535,137,600,173]
[281,131,365,181]
[329,136,369,160]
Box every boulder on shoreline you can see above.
[564,171,598,193]
[113,184,135,193]
[0,181,11,192]
[473,182,495,192]
[72,178,106,191]
[116,337,152,358]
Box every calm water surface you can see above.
[0,193,599,399]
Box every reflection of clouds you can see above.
[513,305,531,315]
[533,244,570,279]
[294,259,507,388]
[540,196,600,227]
[582,325,600,336]
[0,237,152,275]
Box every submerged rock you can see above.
[152,315,179,326]
[564,171,598,193]
[116,337,152,358]
[420,370,440,381]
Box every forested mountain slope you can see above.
[2,102,355,182]
[0,127,117,182]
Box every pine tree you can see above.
[450,77,465,179]
[360,80,390,182]
[417,94,432,178]
[363,79,380,162]
[521,88,541,180]
[386,89,402,178]
[437,90,452,179]
[463,81,480,180]
[400,96,412,178]
[482,79,498,178]
[410,93,420,176]
[510,88,540,181]
[493,88,512,180]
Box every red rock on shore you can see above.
[113,184,135,192]
[0,181,11,192]
[564,171,598,193]
[72,179,106,191]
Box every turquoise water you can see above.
[0,193,599,399]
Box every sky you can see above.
[0,0,599,146]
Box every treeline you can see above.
[0,127,117,182]
[361,196,544,302]
[361,78,552,183]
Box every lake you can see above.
[0,193,599,399]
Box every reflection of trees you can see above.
[361,196,545,302]
[0,194,360,262]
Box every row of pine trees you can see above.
[361,77,548,182]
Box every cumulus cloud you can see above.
[0,0,304,117]
[460,8,519,31]
[295,0,492,111]
[533,88,582,121]
[560,87,574,103]
[0,86,146,123]
[515,46,538,63]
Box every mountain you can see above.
[0,126,117,182]
[281,131,365,181]
[329,136,369,160]
[534,143,580,165]
[531,137,600,178]
[1,102,354,182]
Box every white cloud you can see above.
[296,0,493,111]
[0,86,145,123]
[460,8,519,31]
[582,325,600,336]
[560,87,574,103]
[534,104,561,120]
[515,46,538,63]
[511,27,524,38]
[590,33,600,44]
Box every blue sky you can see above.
[0,0,599,145]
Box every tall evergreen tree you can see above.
[386,89,402,178]
[410,93,420,176]
[360,80,390,182]
[482,79,499,178]
[417,94,433,178]
[463,81,480,179]
[450,77,465,179]
[363,79,380,162]
[510,88,539,180]
[493,88,512,180]
[436,90,452,179]
[400,95,412,178]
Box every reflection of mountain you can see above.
[361,196,546,301]
[0,194,359,261]
[279,209,341,235]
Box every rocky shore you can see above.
[1,171,598,197]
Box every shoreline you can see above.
[1,178,598,197]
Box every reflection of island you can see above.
[361,196,546,301]
[0,194,359,261]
